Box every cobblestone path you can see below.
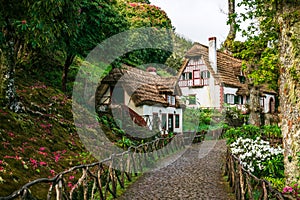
[118,140,234,200]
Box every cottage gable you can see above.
[180,42,246,89]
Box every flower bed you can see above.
[230,137,284,178]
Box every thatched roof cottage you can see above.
[96,65,183,134]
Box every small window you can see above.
[239,76,246,84]
[182,72,192,80]
[161,114,167,130]
[167,95,176,106]
[201,71,210,79]
[238,96,244,104]
[175,114,180,128]
[224,94,235,104]
[188,95,196,105]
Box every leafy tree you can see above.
[234,0,300,184]
[225,0,280,126]
[117,1,173,66]
[0,0,80,111]
[60,0,129,92]
[165,33,193,70]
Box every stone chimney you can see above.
[208,37,217,73]
[146,67,157,75]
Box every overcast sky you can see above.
[150,0,230,47]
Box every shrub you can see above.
[230,137,284,178]
[224,106,248,127]
[223,124,261,144]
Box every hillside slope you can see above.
[0,79,95,196]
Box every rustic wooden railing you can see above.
[225,148,286,200]
[0,133,200,200]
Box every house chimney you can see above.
[208,37,217,73]
[146,67,157,75]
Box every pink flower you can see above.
[54,153,61,162]
[0,160,3,165]
[0,167,4,171]
[38,151,48,156]
[283,186,293,193]
[4,155,14,159]
[69,176,75,180]
[39,161,47,166]
[67,182,74,189]
[129,3,137,7]
[30,158,38,168]
[39,147,46,151]
[8,132,15,137]
[50,169,55,176]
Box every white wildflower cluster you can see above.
[230,137,283,173]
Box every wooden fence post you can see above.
[245,173,254,200]
[55,177,63,200]
[239,164,245,200]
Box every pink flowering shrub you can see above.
[282,184,300,199]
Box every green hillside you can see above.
[0,78,96,196]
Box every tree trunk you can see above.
[223,0,236,52]
[0,19,24,112]
[62,54,75,93]
[277,2,300,184]
[248,84,261,126]
[2,47,24,112]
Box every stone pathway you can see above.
[118,140,235,200]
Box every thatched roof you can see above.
[98,65,182,107]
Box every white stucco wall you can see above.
[181,83,221,108]
[142,105,183,133]
[223,87,238,96]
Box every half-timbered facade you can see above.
[178,37,276,113]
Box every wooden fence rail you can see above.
[1,133,202,200]
[225,148,287,200]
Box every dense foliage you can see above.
[183,108,225,133]
[118,1,173,67]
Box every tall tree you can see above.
[118,1,173,66]
[223,0,236,53]
[61,0,129,92]
[0,0,80,111]
[230,0,280,127]
[277,1,300,184]
[236,0,300,184]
